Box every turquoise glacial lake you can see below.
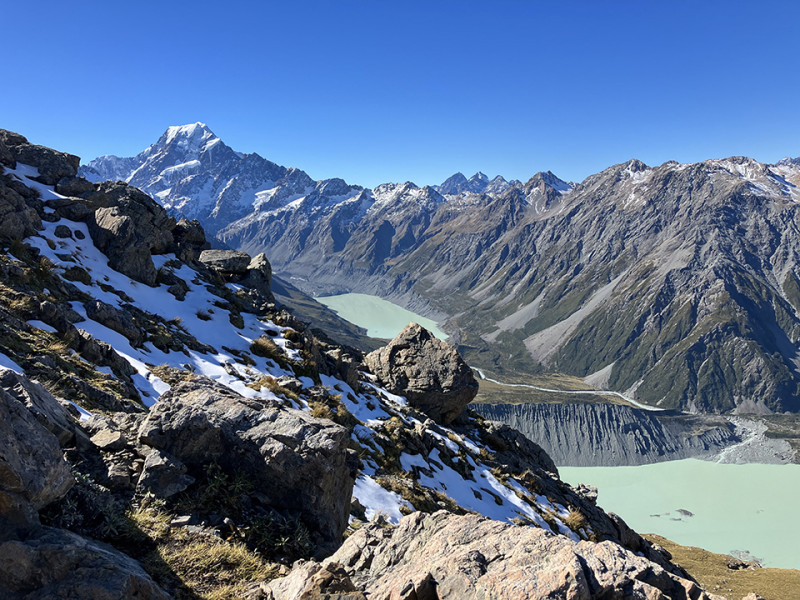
[315,293,447,340]
[560,459,800,569]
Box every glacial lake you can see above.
[560,459,800,569]
[315,293,447,340]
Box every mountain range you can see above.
[81,123,800,415]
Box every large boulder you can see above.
[364,323,478,425]
[137,378,356,554]
[0,370,75,447]
[265,511,722,600]
[85,181,176,286]
[0,527,170,600]
[84,300,143,346]
[199,249,251,274]
[0,372,74,533]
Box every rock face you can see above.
[0,129,80,185]
[473,402,741,466]
[86,181,176,286]
[0,374,74,532]
[266,511,723,600]
[199,249,252,273]
[0,527,170,600]
[199,249,275,304]
[137,378,355,553]
[364,323,478,425]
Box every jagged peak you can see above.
[469,171,489,182]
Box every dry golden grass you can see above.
[128,506,278,600]
[645,534,800,600]
[247,375,299,401]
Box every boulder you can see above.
[55,175,95,197]
[136,449,194,499]
[0,179,42,243]
[199,249,251,274]
[0,370,75,447]
[138,378,356,554]
[0,527,170,600]
[171,218,209,262]
[9,144,80,186]
[309,511,723,600]
[84,300,143,346]
[239,252,274,302]
[85,181,176,286]
[89,206,159,285]
[0,373,74,532]
[364,323,478,425]
[260,562,365,600]
[0,136,14,168]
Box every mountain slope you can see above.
[1,127,722,598]
[82,125,800,415]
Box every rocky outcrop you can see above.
[199,249,275,304]
[0,129,80,185]
[265,511,722,600]
[0,373,74,532]
[364,323,478,425]
[199,249,252,273]
[86,181,176,286]
[0,170,42,242]
[84,300,143,346]
[0,370,75,447]
[473,402,739,466]
[137,378,356,554]
[0,527,170,600]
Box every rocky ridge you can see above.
[1,128,732,598]
[82,125,800,414]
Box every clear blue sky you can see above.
[2,1,798,188]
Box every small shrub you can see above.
[63,265,92,284]
[196,310,212,321]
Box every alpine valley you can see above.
[82,123,800,416]
[79,123,800,467]
[6,126,783,598]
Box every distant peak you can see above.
[469,171,488,182]
[162,122,217,145]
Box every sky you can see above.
[2,1,799,188]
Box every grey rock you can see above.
[0,526,170,599]
[84,299,143,346]
[0,370,75,447]
[138,377,355,554]
[53,224,72,238]
[89,428,127,452]
[37,300,84,334]
[0,375,74,532]
[364,323,478,425]
[54,175,95,197]
[136,449,194,499]
[261,561,366,600]
[316,511,723,600]
[70,328,137,380]
[0,136,14,168]
[0,177,42,242]
[85,180,175,285]
[199,249,251,274]
[171,218,209,262]
[10,143,80,186]
[240,252,274,302]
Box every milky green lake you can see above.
[560,459,800,569]
[315,293,447,340]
